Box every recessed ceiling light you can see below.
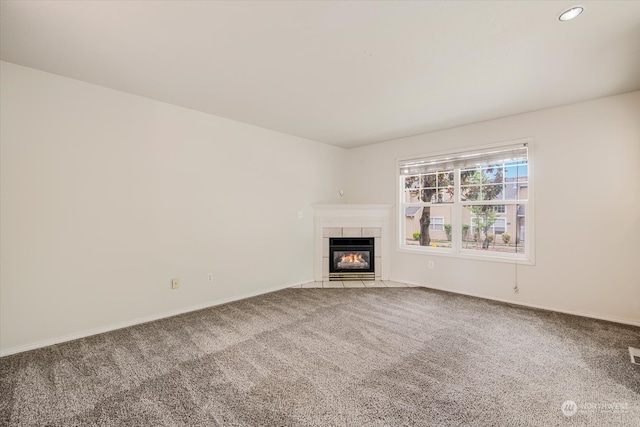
[559,6,584,21]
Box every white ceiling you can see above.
[1,1,639,148]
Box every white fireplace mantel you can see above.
[312,204,393,281]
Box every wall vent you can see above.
[629,347,640,365]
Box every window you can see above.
[470,217,506,236]
[398,140,532,262]
[429,217,444,231]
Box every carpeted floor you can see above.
[1,287,639,426]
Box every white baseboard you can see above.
[400,279,640,327]
[0,279,311,358]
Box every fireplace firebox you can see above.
[329,237,375,281]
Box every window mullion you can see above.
[452,167,462,252]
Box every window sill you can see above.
[397,245,535,265]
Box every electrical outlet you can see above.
[428,260,434,269]
[171,278,180,289]
[207,272,214,283]
[297,211,304,219]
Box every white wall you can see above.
[2,61,638,356]
[346,91,640,325]
[0,62,347,355]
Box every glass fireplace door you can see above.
[329,238,375,280]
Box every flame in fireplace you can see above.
[341,253,365,264]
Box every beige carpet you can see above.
[1,287,639,426]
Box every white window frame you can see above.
[397,139,534,264]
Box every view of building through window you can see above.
[399,142,530,259]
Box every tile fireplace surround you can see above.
[312,204,393,282]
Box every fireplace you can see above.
[329,237,375,281]
[313,204,392,282]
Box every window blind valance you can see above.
[399,144,528,175]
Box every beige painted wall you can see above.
[345,91,640,325]
[0,62,347,354]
